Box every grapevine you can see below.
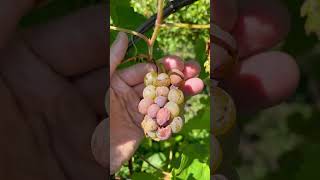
[110,0,209,141]
[111,0,210,178]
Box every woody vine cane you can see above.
[211,22,239,178]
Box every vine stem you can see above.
[122,54,150,64]
[140,155,163,173]
[140,155,171,178]
[110,26,151,46]
[148,0,164,60]
[160,23,210,29]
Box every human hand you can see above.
[96,32,205,175]
[0,3,107,180]
[212,0,299,179]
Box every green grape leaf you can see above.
[173,156,210,180]
[301,0,320,39]
[110,0,146,30]
[141,152,167,173]
[171,141,210,179]
[194,37,210,78]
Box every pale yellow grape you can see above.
[144,71,157,86]
[146,131,158,140]
[155,73,171,87]
[213,86,236,136]
[141,115,158,132]
[143,85,156,99]
[170,116,184,133]
[156,86,170,97]
[168,88,184,104]
[164,101,180,117]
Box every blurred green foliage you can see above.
[301,0,320,39]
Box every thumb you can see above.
[91,119,108,170]
[110,32,128,76]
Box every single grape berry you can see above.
[147,104,160,118]
[170,116,184,133]
[164,101,180,117]
[144,71,157,86]
[141,115,158,132]
[213,86,236,136]
[154,96,167,107]
[168,88,184,105]
[156,86,169,97]
[157,126,172,140]
[155,73,171,87]
[146,131,158,139]
[156,108,171,126]
[169,69,184,86]
[138,98,154,115]
[143,85,156,99]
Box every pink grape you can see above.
[162,55,185,71]
[147,104,160,118]
[181,78,204,96]
[156,86,169,97]
[154,96,167,107]
[182,60,201,80]
[156,108,171,126]
[169,69,184,86]
[138,98,153,115]
[157,126,172,140]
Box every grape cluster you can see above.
[138,70,186,141]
